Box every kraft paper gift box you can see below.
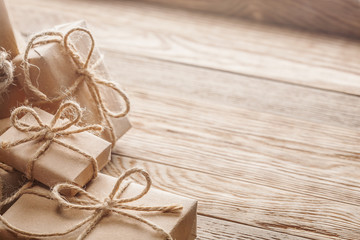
[0,118,11,135]
[0,106,112,189]
[13,20,131,145]
[0,172,198,240]
[0,166,25,214]
[0,0,20,59]
[0,0,27,118]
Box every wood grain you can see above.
[104,162,311,240]
[105,52,360,130]
[7,0,360,96]
[139,0,360,39]
[103,155,360,239]
[7,0,360,239]
[114,87,360,201]
[196,215,308,240]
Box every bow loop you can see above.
[10,106,46,133]
[63,27,95,69]
[52,182,101,210]
[93,78,130,119]
[110,168,151,203]
[23,31,64,101]
[50,101,82,131]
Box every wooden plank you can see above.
[105,52,360,130]
[112,90,360,207]
[196,215,309,240]
[7,0,360,96]
[139,0,360,40]
[7,1,360,239]
[109,159,314,240]
[103,155,360,239]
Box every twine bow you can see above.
[22,27,130,146]
[0,168,182,240]
[1,101,102,181]
[52,168,182,240]
[0,50,14,96]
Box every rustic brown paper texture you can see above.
[0,118,10,135]
[0,81,26,119]
[0,0,19,58]
[0,173,197,240]
[14,20,131,144]
[0,108,112,188]
[0,167,25,214]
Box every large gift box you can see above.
[0,0,26,118]
[0,0,20,59]
[13,20,131,146]
[0,166,24,214]
[0,170,197,240]
[0,118,11,135]
[0,103,112,189]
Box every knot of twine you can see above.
[0,168,182,240]
[1,101,102,181]
[0,50,14,95]
[22,28,130,146]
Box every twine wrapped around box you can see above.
[1,101,101,181]
[0,168,183,240]
[0,101,103,209]
[21,27,130,146]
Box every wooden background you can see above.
[6,0,360,239]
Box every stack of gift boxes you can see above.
[0,1,197,239]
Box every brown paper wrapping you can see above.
[0,118,10,136]
[0,173,197,240]
[0,0,19,58]
[0,83,26,119]
[0,167,24,214]
[0,107,112,189]
[0,0,27,118]
[14,20,131,144]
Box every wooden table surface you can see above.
[7,0,360,239]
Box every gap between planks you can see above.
[8,0,360,96]
[104,154,312,240]
[106,154,360,239]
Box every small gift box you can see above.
[0,169,197,240]
[0,102,112,189]
[0,0,26,118]
[13,20,131,146]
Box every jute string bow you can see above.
[22,27,130,146]
[0,101,102,208]
[0,168,182,240]
[0,50,14,96]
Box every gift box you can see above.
[0,0,19,58]
[0,118,10,135]
[0,170,197,240]
[0,165,25,214]
[0,104,112,189]
[0,0,27,119]
[13,20,131,146]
